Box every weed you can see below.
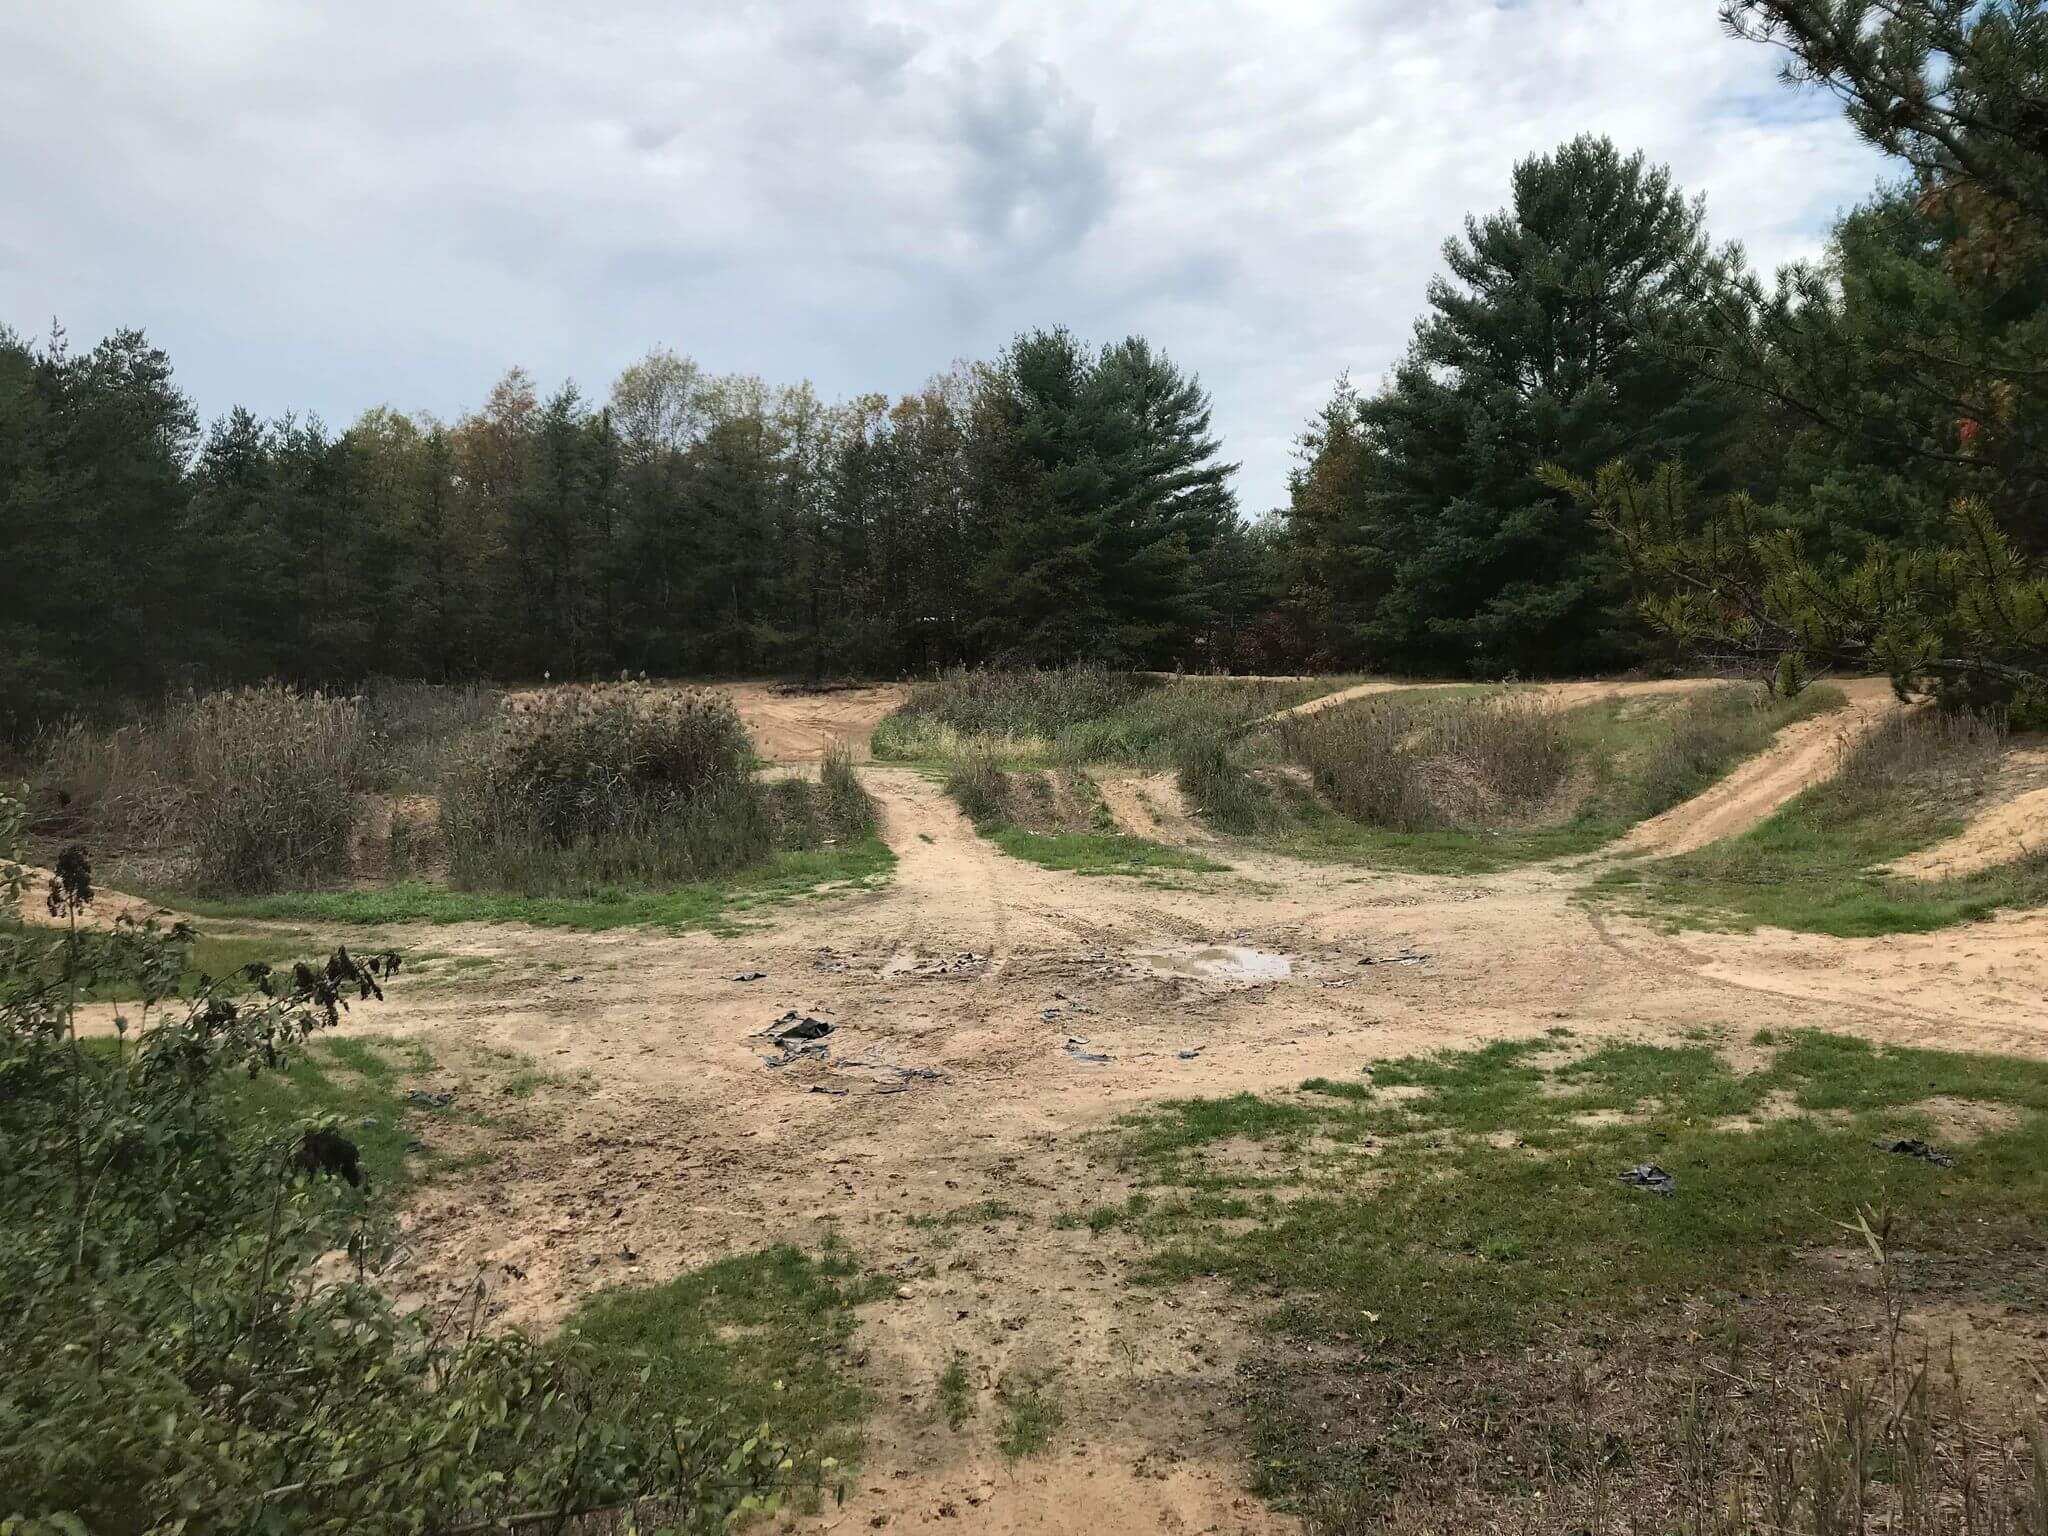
[1090,1029,2048,1525]
[162,837,897,932]
[994,1368,1064,1460]
[937,1355,975,1430]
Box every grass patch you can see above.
[937,1355,974,1430]
[1091,1030,2048,1522]
[1595,707,2048,935]
[908,1199,1030,1231]
[994,1368,1064,1461]
[987,827,1227,877]
[564,1244,893,1473]
[228,1034,450,1195]
[156,837,896,932]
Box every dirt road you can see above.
[313,683,2048,1536]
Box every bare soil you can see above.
[27,677,2048,1533]
[1886,744,2048,879]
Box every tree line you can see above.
[0,323,1266,732]
[5,0,2042,734]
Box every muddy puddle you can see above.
[1133,944,1292,982]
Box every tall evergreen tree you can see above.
[1315,136,1737,675]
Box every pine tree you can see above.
[1342,136,1738,675]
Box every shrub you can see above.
[945,748,1010,828]
[32,686,373,893]
[877,666,1156,760]
[1175,733,1266,834]
[1279,692,1572,831]
[0,810,800,1533]
[440,685,770,894]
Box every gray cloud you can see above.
[0,0,1882,510]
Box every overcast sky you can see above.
[4,0,1884,512]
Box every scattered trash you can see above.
[809,1085,849,1097]
[765,1041,830,1069]
[1359,949,1431,968]
[1064,1037,1112,1065]
[404,1138,426,1153]
[1178,1047,1204,1061]
[887,951,987,978]
[771,1012,834,1043]
[1877,1138,1955,1168]
[404,1089,455,1109]
[563,974,583,984]
[733,971,767,983]
[1619,1164,1675,1197]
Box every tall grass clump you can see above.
[762,746,879,848]
[1175,734,1266,833]
[32,686,373,893]
[945,748,1011,828]
[1280,693,1572,830]
[440,685,770,894]
[358,677,500,791]
[876,666,1157,760]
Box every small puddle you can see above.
[1134,945,1292,982]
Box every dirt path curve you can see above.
[1255,674,1719,726]
[1612,678,1904,860]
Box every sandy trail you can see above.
[304,683,2048,1535]
[1886,747,2048,880]
[1258,673,1721,725]
[1612,677,1906,859]
[717,682,908,763]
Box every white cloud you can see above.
[1,0,1882,509]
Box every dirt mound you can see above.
[1614,678,1904,859]
[1094,771,1211,844]
[716,681,906,763]
[1885,748,2048,880]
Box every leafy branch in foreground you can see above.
[1543,460,2048,711]
[0,793,813,1535]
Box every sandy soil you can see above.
[718,682,909,763]
[39,678,2048,1533]
[1887,747,2048,879]
[271,676,2048,1535]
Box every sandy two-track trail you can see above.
[19,679,2046,1534]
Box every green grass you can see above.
[1593,712,2048,936]
[987,827,1229,877]
[564,1244,894,1473]
[228,1034,451,1195]
[1211,684,1841,876]
[3,921,316,1003]
[1086,1029,2048,1518]
[937,1355,975,1430]
[907,1199,1030,1231]
[994,1368,1064,1460]
[154,837,896,933]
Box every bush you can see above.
[32,686,373,893]
[1175,733,1265,834]
[877,666,1156,760]
[945,748,1010,827]
[0,810,800,1533]
[440,685,769,894]
[1279,693,1572,831]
